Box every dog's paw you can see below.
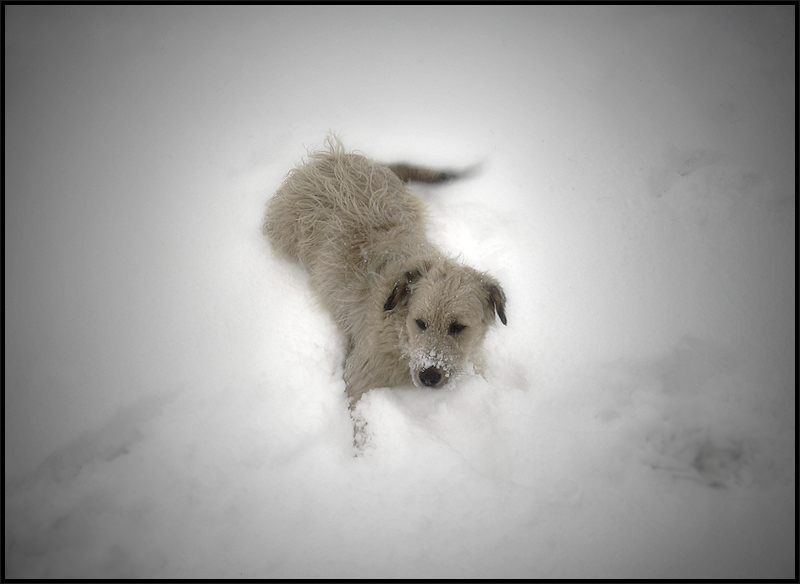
[350,408,372,456]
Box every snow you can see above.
[4,5,794,579]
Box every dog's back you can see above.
[263,141,430,270]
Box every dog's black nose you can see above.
[419,367,443,387]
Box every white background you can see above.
[5,6,795,578]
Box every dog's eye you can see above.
[415,319,427,331]
[449,323,466,335]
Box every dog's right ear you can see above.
[488,282,507,325]
[384,270,421,311]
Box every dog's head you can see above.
[384,259,506,389]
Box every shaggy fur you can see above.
[263,137,506,403]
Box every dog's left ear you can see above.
[485,281,507,325]
[384,270,421,312]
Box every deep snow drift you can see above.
[4,6,795,578]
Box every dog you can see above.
[263,137,506,404]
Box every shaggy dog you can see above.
[263,137,506,404]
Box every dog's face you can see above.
[385,260,506,389]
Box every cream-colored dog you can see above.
[263,138,506,403]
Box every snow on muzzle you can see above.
[409,348,470,389]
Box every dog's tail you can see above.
[387,162,478,184]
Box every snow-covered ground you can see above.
[4,6,794,578]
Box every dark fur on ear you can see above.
[486,282,507,325]
[384,270,422,311]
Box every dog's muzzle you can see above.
[419,366,444,388]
